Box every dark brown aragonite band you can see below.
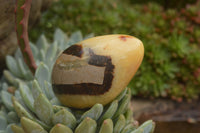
[53,47,115,95]
[63,44,83,57]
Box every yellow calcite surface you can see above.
[52,35,144,108]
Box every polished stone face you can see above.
[52,34,144,108]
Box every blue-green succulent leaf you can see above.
[1,91,14,111]
[36,35,49,53]
[5,124,13,133]
[7,111,19,124]
[34,93,54,125]
[30,42,39,59]
[83,33,94,40]
[35,63,50,96]
[32,80,43,100]
[80,104,103,122]
[6,56,23,78]
[19,83,35,112]
[3,70,19,87]
[0,114,7,130]
[45,42,58,69]
[130,120,155,133]
[70,31,83,44]
[16,58,33,80]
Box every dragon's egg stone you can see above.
[52,35,144,108]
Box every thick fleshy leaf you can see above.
[54,28,68,50]
[38,49,46,62]
[0,114,7,130]
[70,31,83,43]
[5,124,14,133]
[130,120,155,133]
[50,124,73,133]
[83,33,94,40]
[12,97,34,120]
[1,91,14,111]
[75,117,97,133]
[6,56,22,78]
[113,115,126,133]
[99,100,118,123]
[99,119,113,133]
[116,88,128,102]
[1,82,8,91]
[45,42,58,66]
[36,35,49,53]
[32,79,43,100]
[16,58,33,80]
[44,81,55,100]
[14,90,25,106]
[34,119,51,131]
[7,111,19,124]
[113,94,131,119]
[121,123,136,133]
[19,83,34,112]
[11,125,25,133]
[0,130,6,133]
[52,109,76,129]
[53,105,71,113]
[34,93,54,125]
[80,104,103,122]
[54,29,68,43]
[50,97,61,105]
[125,108,134,124]
[14,48,22,59]
[35,63,50,89]
[30,42,39,58]
[21,117,47,133]
[3,70,19,87]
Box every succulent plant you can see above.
[0,29,155,133]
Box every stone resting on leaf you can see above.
[0,0,155,133]
[52,34,144,109]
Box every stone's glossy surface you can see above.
[52,35,144,108]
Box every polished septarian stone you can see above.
[52,34,144,108]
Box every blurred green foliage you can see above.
[30,0,200,101]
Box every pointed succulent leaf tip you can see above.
[50,124,73,133]
[75,117,97,133]
[21,117,47,133]
[1,91,14,111]
[7,111,19,124]
[11,125,25,133]
[3,70,19,87]
[0,114,7,130]
[79,103,103,122]
[52,34,144,108]
[19,83,35,112]
[99,100,118,124]
[113,114,126,133]
[12,96,34,120]
[6,56,22,78]
[124,108,134,124]
[131,120,155,133]
[34,93,54,125]
[52,109,77,129]
[99,119,113,133]
[15,0,37,74]
[113,94,131,119]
